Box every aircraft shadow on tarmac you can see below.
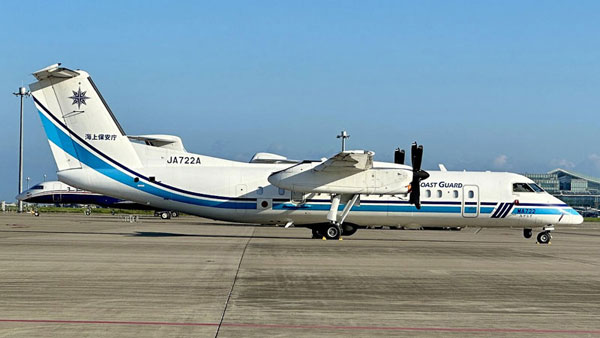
[130,231,484,243]
[0,229,514,243]
[132,231,311,241]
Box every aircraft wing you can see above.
[313,150,374,172]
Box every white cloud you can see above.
[550,158,575,169]
[493,154,508,168]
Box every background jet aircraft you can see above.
[17,180,178,219]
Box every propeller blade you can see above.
[394,148,405,164]
[412,144,423,171]
[408,142,429,210]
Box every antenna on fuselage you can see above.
[336,130,349,152]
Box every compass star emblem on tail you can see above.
[69,87,90,109]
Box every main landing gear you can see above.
[524,226,553,244]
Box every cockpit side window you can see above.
[31,185,44,190]
[529,183,544,192]
[513,183,534,193]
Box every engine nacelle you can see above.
[268,162,412,195]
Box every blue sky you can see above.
[1,1,599,201]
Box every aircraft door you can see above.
[462,185,479,218]
[52,194,62,203]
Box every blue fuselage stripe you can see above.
[35,101,580,217]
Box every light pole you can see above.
[26,177,30,190]
[336,130,349,152]
[43,174,47,182]
[13,86,30,213]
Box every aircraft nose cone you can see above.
[560,211,584,225]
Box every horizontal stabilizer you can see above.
[128,134,186,152]
[32,63,80,81]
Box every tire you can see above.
[85,209,91,216]
[160,211,171,220]
[324,225,341,240]
[311,228,322,239]
[537,231,550,244]
[34,211,40,217]
[342,225,358,236]
[170,211,179,218]
[524,228,532,239]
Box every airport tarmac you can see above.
[0,213,599,337]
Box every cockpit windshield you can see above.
[513,183,544,193]
[529,183,544,192]
[513,183,534,193]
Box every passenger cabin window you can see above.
[257,187,264,195]
[426,190,431,198]
[513,183,534,193]
[530,183,544,192]
[436,190,442,198]
[468,190,474,198]
[278,188,285,195]
[453,190,459,198]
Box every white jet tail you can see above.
[29,64,142,172]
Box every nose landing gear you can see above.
[536,226,554,244]
[537,231,552,244]
[524,226,553,244]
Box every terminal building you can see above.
[523,169,600,215]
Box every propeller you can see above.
[408,142,430,209]
[394,148,405,164]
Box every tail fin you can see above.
[30,64,142,171]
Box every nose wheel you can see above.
[537,231,552,244]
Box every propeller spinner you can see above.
[408,142,430,209]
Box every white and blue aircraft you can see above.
[29,64,583,243]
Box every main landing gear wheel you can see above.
[324,224,341,240]
[160,211,171,220]
[170,211,179,218]
[523,228,532,239]
[537,231,551,244]
[312,228,322,239]
[342,225,358,237]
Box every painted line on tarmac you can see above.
[1,319,600,334]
